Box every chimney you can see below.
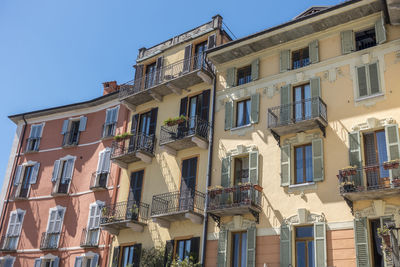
[102,81,119,95]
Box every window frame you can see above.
[355,61,382,100]
[4,209,25,251]
[234,156,249,186]
[294,143,313,184]
[45,206,66,250]
[235,99,251,128]
[86,202,104,246]
[236,65,252,86]
[52,156,76,195]
[62,118,82,147]
[173,237,193,262]
[355,27,377,51]
[144,62,157,89]
[292,83,311,122]
[26,123,44,152]
[292,47,310,70]
[230,231,247,267]
[294,225,315,267]
[103,106,119,138]
[14,161,38,199]
[94,148,111,188]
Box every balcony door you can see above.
[179,157,197,211]
[145,62,157,89]
[128,170,144,220]
[19,166,33,198]
[293,84,311,122]
[129,108,157,152]
[194,41,207,70]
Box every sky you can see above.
[0,0,343,188]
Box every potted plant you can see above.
[392,178,400,187]
[380,177,391,188]
[378,225,391,247]
[114,132,133,142]
[339,166,357,177]
[365,165,379,172]
[340,181,355,192]
[383,159,400,170]
[164,115,187,126]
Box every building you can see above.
[0,83,128,266]
[206,0,400,266]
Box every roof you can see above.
[293,6,330,20]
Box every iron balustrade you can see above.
[80,227,100,247]
[0,235,18,251]
[62,131,80,146]
[111,132,155,158]
[159,116,210,145]
[26,137,41,152]
[267,97,327,128]
[40,232,60,250]
[207,184,262,211]
[90,171,108,190]
[55,179,70,195]
[102,123,116,138]
[100,200,149,225]
[151,190,205,217]
[119,54,211,99]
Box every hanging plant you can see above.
[383,159,400,170]
[164,115,187,126]
[339,166,357,177]
[114,132,133,142]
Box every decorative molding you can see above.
[282,132,320,146]
[221,216,256,232]
[226,144,258,157]
[351,117,395,131]
[230,124,254,136]
[284,208,325,225]
[354,202,400,221]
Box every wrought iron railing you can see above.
[160,116,209,146]
[337,162,400,193]
[100,200,149,225]
[207,184,262,211]
[267,97,327,128]
[54,179,70,195]
[62,131,80,146]
[151,190,205,217]
[111,132,155,158]
[80,227,100,247]
[90,171,108,190]
[26,137,41,152]
[102,123,116,138]
[40,232,60,250]
[0,235,18,251]
[119,54,211,99]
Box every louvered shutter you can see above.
[53,257,59,267]
[312,138,324,182]
[309,40,319,64]
[164,240,174,266]
[91,254,99,267]
[281,145,291,186]
[183,44,193,73]
[354,217,370,267]
[280,50,290,72]
[180,97,188,117]
[221,156,231,187]
[13,165,22,186]
[201,89,211,121]
[250,93,259,124]
[190,237,200,263]
[155,56,164,84]
[4,258,13,267]
[349,132,363,186]
[48,210,57,233]
[54,209,64,233]
[314,222,327,267]
[249,151,259,186]
[224,101,233,130]
[112,246,120,267]
[217,229,228,267]
[357,66,368,98]
[375,16,386,44]
[62,158,74,183]
[280,223,291,267]
[368,63,380,95]
[96,151,105,175]
[385,124,400,179]
[149,107,158,136]
[51,160,61,182]
[131,114,139,136]
[208,34,216,49]
[341,30,354,54]
[310,77,321,118]
[14,212,23,236]
[251,58,259,81]
[79,116,87,132]
[280,84,291,125]
[74,256,83,267]
[247,226,256,267]
[88,205,96,230]
[34,259,42,267]
[105,109,112,125]
[6,213,17,236]
[134,65,144,91]
[30,162,40,184]
[61,120,69,134]
[226,67,236,88]
[102,149,111,173]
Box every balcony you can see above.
[338,162,400,202]
[80,227,100,248]
[267,97,327,144]
[159,116,209,154]
[151,190,205,228]
[25,137,40,152]
[62,131,79,147]
[119,54,213,109]
[0,235,18,252]
[40,232,60,250]
[51,180,70,196]
[207,184,262,226]
[90,171,108,191]
[100,200,149,235]
[111,133,155,168]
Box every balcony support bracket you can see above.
[111,159,128,169]
[270,130,280,146]
[343,196,354,215]
[316,120,326,137]
[249,209,260,224]
[126,222,144,232]
[209,213,221,228]
[149,90,163,102]
[185,212,203,225]
[166,83,182,95]
[121,100,136,112]
[152,218,170,228]
[160,145,177,156]
[191,136,208,149]
[101,226,120,236]
[197,71,212,85]
[136,152,152,164]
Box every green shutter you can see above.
[357,66,368,98]
[354,217,371,267]
[250,93,259,124]
[251,58,259,81]
[249,151,259,185]
[226,67,236,88]
[310,77,321,118]
[281,145,291,186]
[341,30,354,54]
[385,124,400,179]
[312,138,324,182]
[221,156,231,187]
[280,223,292,267]
[314,222,327,267]
[280,84,291,125]
[217,229,228,267]
[247,226,256,267]
[309,40,319,64]
[349,132,363,186]
[368,63,380,95]
[224,101,233,130]
[280,50,290,73]
[112,246,120,267]
[375,16,387,44]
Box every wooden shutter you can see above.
[183,44,193,73]
[13,165,22,186]
[91,254,99,267]
[280,50,290,72]
[357,66,368,98]
[105,109,112,125]
[155,56,164,84]
[53,209,64,233]
[368,63,380,95]
[224,101,233,130]
[201,89,211,121]
[134,65,144,91]
[53,257,59,267]
[249,151,259,185]
[48,210,57,233]
[34,259,42,267]
[112,246,120,267]
[149,107,158,136]
[164,240,174,266]
[217,229,228,267]
[30,162,40,184]
[97,151,105,174]
[6,212,17,236]
[61,120,69,134]
[385,124,400,179]
[280,84,291,125]
[312,138,324,182]
[190,237,200,263]
[250,93,259,124]
[79,116,87,132]
[179,97,188,117]
[133,243,142,266]
[74,256,83,267]
[251,58,259,81]
[221,156,231,187]
[280,223,291,267]
[375,16,387,44]
[62,158,75,182]
[88,204,97,230]
[309,40,319,64]
[341,30,354,54]
[314,222,327,267]
[226,67,236,88]
[354,217,371,267]
[310,77,321,118]
[349,132,363,186]
[131,114,139,135]
[247,226,256,267]
[51,160,61,182]
[102,149,111,173]
[208,34,216,49]
[281,145,291,186]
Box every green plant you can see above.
[171,256,201,267]
[140,247,165,267]
[114,132,133,141]
[378,224,390,236]
[164,115,187,126]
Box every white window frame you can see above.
[353,59,385,103]
[85,201,104,246]
[26,123,45,152]
[93,148,111,189]
[355,61,382,99]
[4,209,25,251]
[14,161,38,199]
[79,251,99,267]
[52,155,76,195]
[36,253,59,267]
[103,106,119,138]
[62,116,86,146]
[0,255,15,267]
[45,206,66,249]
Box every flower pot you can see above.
[384,162,400,170]
[382,235,391,247]
[392,179,400,187]
[343,184,355,192]
[380,177,391,188]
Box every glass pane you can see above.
[185,240,191,260]
[296,226,314,238]
[295,87,302,121]
[376,131,389,178]
[296,147,304,183]
[122,246,129,266]
[241,232,247,267]
[296,241,306,267]
[178,240,185,261]
[232,233,240,267]
[308,241,315,267]
[245,99,251,125]
[304,84,311,118]
[305,145,313,182]
[237,102,244,126]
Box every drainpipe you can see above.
[201,62,217,266]
[0,115,27,235]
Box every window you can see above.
[120,244,141,267]
[237,66,252,86]
[74,254,99,267]
[43,207,65,250]
[293,84,311,122]
[128,170,143,203]
[355,28,376,51]
[103,106,119,138]
[61,117,87,146]
[194,41,207,70]
[13,162,40,199]
[85,203,102,246]
[295,144,313,184]
[165,237,200,264]
[356,62,380,99]
[236,99,251,127]
[292,47,310,69]
[3,210,25,251]
[26,124,43,152]
[0,257,15,267]
[51,157,75,195]
[180,157,197,211]
[129,108,157,153]
[34,258,59,267]
[234,156,249,185]
[92,148,111,189]
[175,239,192,262]
[17,165,32,198]
[231,232,247,267]
[295,226,315,267]
[145,62,157,89]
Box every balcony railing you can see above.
[62,131,80,147]
[0,235,18,251]
[151,190,205,217]
[100,200,149,225]
[90,171,108,190]
[40,232,60,250]
[26,137,41,152]
[52,179,70,195]
[111,132,155,159]
[102,123,116,138]
[80,227,100,248]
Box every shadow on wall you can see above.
[55,197,78,247]
[261,192,284,229]
[158,153,178,192]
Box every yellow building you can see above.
[205,1,400,267]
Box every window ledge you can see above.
[288,182,317,193]
[101,135,115,141]
[230,124,254,136]
[355,92,384,102]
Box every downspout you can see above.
[0,115,27,235]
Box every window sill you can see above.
[230,124,254,136]
[355,92,384,102]
[288,182,317,193]
[101,135,115,141]
[24,149,39,154]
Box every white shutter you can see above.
[30,162,40,184]
[62,158,75,182]
[102,150,111,173]
[6,213,17,236]
[34,259,42,267]
[61,120,69,134]
[54,209,64,233]
[13,212,24,236]
[91,254,99,267]
[13,165,23,186]
[96,151,105,174]
[88,205,96,229]
[94,204,101,228]
[51,160,61,182]
[74,257,83,267]
[111,107,119,123]
[48,210,57,233]
[79,116,87,131]
[105,109,112,124]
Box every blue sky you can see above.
[0,0,342,188]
